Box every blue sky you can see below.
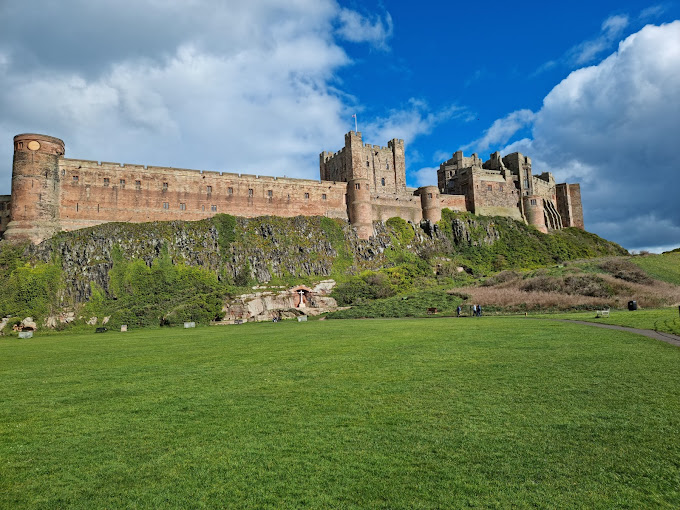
[1,1,679,251]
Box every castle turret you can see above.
[523,195,547,233]
[418,185,441,223]
[347,177,372,239]
[4,134,64,243]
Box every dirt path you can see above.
[554,320,680,348]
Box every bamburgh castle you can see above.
[0,132,583,243]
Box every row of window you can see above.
[162,203,219,211]
[70,175,328,199]
[365,160,390,170]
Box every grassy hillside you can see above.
[453,257,680,313]
[631,251,680,285]
[1,319,678,508]
[0,212,629,328]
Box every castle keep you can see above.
[1,132,583,243]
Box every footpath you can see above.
[554,320,680,348]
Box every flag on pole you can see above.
[352,114,358,133]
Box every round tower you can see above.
[347,177,373,239]
[4,134,64,243]
[418,185,441,223]
[523,195,547,233]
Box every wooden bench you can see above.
[595,308,610,318]
[427,307,438,315]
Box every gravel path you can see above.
[555,320,680,348]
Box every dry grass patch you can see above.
[457,263,680,312]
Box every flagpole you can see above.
[353,114,358,134]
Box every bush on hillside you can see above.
[599,258,654,284]
[326,290,463,319]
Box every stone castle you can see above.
[0,132,583,243]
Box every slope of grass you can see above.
[631,252,680,285]
[536,307,680,336]
[1,319,679,508]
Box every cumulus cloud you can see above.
[0,0,393,194]
[336,8,394,50]
[492,21,680,251]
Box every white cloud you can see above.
[410,166,439,188]
[570,14,630,65]
[0,0,397,194]
[492,21,680,251]
[336,8,393,50]
[639,4,667,21]
[463,109,535,152]
[432,150,452,163]
[361,99,470,147]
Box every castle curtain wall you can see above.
[5,132,584,243]
[58,159,349,232]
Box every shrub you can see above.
[213,214,237,256]
[327,290,463,319]
[0,261,62,320]
[599,258,654,284]
[386,217,415,246]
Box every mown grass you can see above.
[1,319,679,508]
[536,307,680,336]
[631,252,680,285]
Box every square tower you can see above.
[320,132,406,193]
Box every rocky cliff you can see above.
[6,211,626,309]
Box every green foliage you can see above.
[0,242,27,280]
[333,273,396,306]
[213,214,237,257]
[386,216,415,246]
[436,210,627,275]
[100,245,226,327]
[81,282,107,320]
[0,261,61,320]
[233,260,252,288]
[321,217,353,279]
[328,290,463,318]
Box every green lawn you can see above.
[537,307,680,335]
[1,319,679,509]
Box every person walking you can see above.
[456,305,462,317]
[477,305,483,317]
[472,304,477,317]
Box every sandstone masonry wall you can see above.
[57,158,349,232]
[0,196,10,235]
